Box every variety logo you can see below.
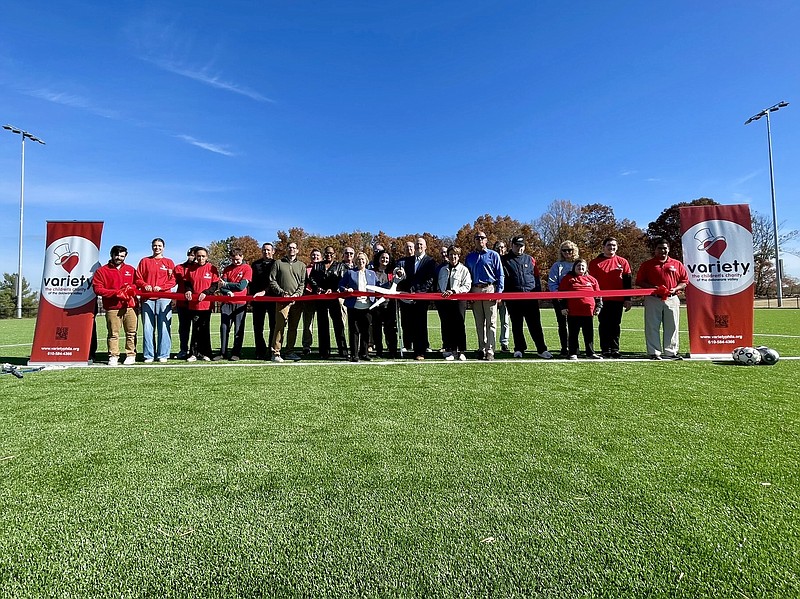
[694,227,728,259]
[682,220,754,296]
[41,236,101,309]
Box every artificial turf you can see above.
[1,310,798,597]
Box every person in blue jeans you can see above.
[135,238,176,363]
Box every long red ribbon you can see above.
[139,288,659,303]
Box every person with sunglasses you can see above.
[547,241,580,357]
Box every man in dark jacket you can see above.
[309,245,349,359]
[395,237,436,360]
[250,242,275,360]
[502,236,553,359]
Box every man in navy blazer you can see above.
[395,237,437,360]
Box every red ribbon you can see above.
[653,285,671,301]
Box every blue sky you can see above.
[1,0,798,286]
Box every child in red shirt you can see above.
[558,259,603,360]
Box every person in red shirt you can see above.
[172,247,199,359]
[135,238,176,363]
[635,238,689,360]
[558,259,603,360]
[92,245,138,366]
[178,246,219,361]
[216,248,252,361]
[589,237,632,358]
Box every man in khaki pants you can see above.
[268,242,307,362]
[92,245,139,366]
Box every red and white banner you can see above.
[29,221,104,366]
[680,204,754,358]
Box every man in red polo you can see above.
[635,238,689,360]
[589,237,632,358]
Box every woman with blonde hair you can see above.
[547,240,579,357]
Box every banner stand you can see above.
[680,205,754,358]
[29,221,104,366]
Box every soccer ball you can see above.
[756,346,780,366]
[732,346,761,366]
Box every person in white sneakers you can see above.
[93,245,139,366]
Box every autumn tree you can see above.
[455,215,541,260]
[645,198,718,261]
[208,235,262,268]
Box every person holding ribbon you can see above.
[635,238,689,360]
[135,238,175,363]
[93,245,139,366]
[558,259,603,360]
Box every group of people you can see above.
[91,233,689,365]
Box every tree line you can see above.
[207,198,798,298]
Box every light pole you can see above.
[3,124,46,319]
[745,101,789,307]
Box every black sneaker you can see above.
[610,351,622,359]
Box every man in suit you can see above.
[395,237,436,360]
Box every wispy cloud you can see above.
[733,170,762,186]
[619,170,637,176]
[17,86,120,119]
[645,178,661,182]
[145,57,273,103]
[176,134,235,156]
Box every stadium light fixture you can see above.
[3,124,46,319]
[744,101,789,307]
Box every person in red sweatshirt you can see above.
[588,237,632,358]
[135,237,175,363]
[216,248,252,361]
[177,246,219,361]
[92,245,138,366]
[558,259,603,360]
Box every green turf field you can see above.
[1,309,798,597]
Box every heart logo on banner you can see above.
[60,254,80,273]
[705,238,727,259]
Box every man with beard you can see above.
[93,245,138,366]
[269,242,306,362]
[173,246,199,359]
[179,247,219,362]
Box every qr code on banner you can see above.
[714,314,729,328]
[55,327,69,340]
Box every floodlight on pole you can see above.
[3,124,46,319]
[744,101,789,307]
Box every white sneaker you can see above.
[513,351,523,358]
[108,356,119,366]
[442,351,453,359]
[458,353,467,361]
[201,355,211,361]
[588,354,604,360]
[272,355,284,363]
[123,355,136,365]
[144,358,154,364]
[568,355,578,361]
[444,354,455,361]
[158,357,168,363]
[537,351,553,360]
[186,355,197,362]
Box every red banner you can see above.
[29,221,104,365]
[680,204,754,358]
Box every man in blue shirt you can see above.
[465,231,504,360]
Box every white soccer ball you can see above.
[756,346,780,366]
[732,346,761,366]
